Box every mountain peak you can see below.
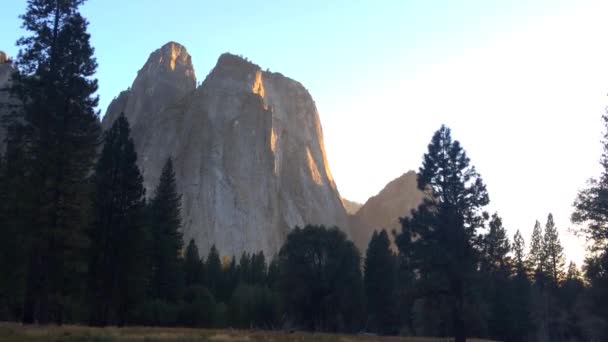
[146,41,195,79]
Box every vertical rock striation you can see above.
[102,42,350,257]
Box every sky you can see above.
[2,0,608,265]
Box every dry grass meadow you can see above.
[0,322,499,342]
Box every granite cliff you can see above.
[350,171,425,250]
[102,42,350,257]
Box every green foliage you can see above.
[278,225,365,333]
[228,284,280,329]
[513,230,527,276]
[205,245,222,298]
[364,230,398,334]
[397,125,488,342]
[543,214,565,287]
[149,158,184,303]
[178,285,216,327]
[88,113,147,326]
[528,220,546,284]
[184,239,204,287]
[572,114,608,252]
[8,0,101,324]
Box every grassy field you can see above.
[0,322,498,342]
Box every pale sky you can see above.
[2,0,607,264]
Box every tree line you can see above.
[2,1,608,341]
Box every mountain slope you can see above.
[350,171,424,250]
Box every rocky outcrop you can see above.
[102,42,350,257]
[350,171,424,250]
[342,198,363,215]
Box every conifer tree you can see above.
[510,230,533,341]
[543,213,565,287]
[10,0,101,324]
[88,113,147,326]
[184,239,203,287]
[481,213,512,341]
[572,114,608,252]
[149,158,184,302]
[397,125,489,342]
[206,245,222,298]
[481,213,511,274]
[513,230,527,276]
[364,230,397,334]
[528,220,546,284]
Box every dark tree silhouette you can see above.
[364,229,397,334]
[278,225,364,333]
[397,125,489,342]
[88,114,147,326]
[10,0,101,324]
[149,158,184,303]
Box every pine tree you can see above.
[543,213,565,287]
[149,158,184,303]
[10,0,101,324]
[528,220,546,284]
[481,213,512,341]
[397,125,489,342]
[184,239,203,287]
[513,230,527,276]
[0,139,31,320]
[572,114,608,252]
[509,230,533,341]
[364,230,397,335]
[481,213,511,274]
[205,245,222,298]
[572,114,608,339]
[88,113,147,326]
[250,252,267,285]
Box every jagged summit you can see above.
[102,41,196,130]
[150,41,195,77]
[102,43,349,257]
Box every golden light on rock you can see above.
[306,147,323,185]
[252,70,265,98]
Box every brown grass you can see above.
[0,322,498,342]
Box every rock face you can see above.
[102,42,350,257]
[350,171,424,250]
[342,198,363,215]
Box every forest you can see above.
[1,1,608,342]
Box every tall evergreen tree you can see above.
[0,139,31,320]
[480,213,512,341]
[513,230,527,276]
[543,214,565,287]
[184,239,203,287]
[528,220,546,284]
[205,245,222,298]
[397,125,489,342]
[481,213,511,273]
[364,230,397,335]
[572,114,608,252]
[572,114,608,339]
[88,114,147,326]
[9,0,101,324]
[510,230,533,341]
[149,158,184,303]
